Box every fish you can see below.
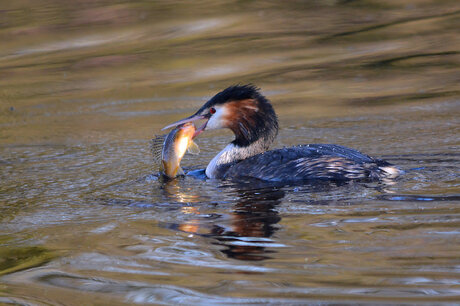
[151,122,200,179]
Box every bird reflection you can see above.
[210,187,284,261]
[159,178,285,261]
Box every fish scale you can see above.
[150,123,199,178]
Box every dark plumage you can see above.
[221,144,396,182]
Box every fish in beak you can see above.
[162,113,210,138]
[152,122,200,179]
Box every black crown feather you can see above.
[196,85,279,147]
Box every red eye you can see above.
[209,107,216,114]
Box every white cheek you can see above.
[206,106,228,130]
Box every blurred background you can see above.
[1,0,458,143]
[1,1,459,304]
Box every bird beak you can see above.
[162,114,207,131]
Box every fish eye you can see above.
[209,107,216,114]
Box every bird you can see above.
[162,85,401,182]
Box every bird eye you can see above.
[209,107,216,114]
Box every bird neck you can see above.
[206,137,271,179]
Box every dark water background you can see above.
[1,1,459,304]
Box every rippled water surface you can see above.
[1,1,459,304]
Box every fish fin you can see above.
[177,167,185,176]
[187,140,200,155]
[151,135,166,163]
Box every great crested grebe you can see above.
[162,85,401,182]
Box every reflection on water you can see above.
[163,180,285,261]
[1,0,460,304]
[212,188,283,261]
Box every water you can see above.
[1,1,459,304]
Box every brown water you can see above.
[1,1,459,304]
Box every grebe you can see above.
[162,85,401,182]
